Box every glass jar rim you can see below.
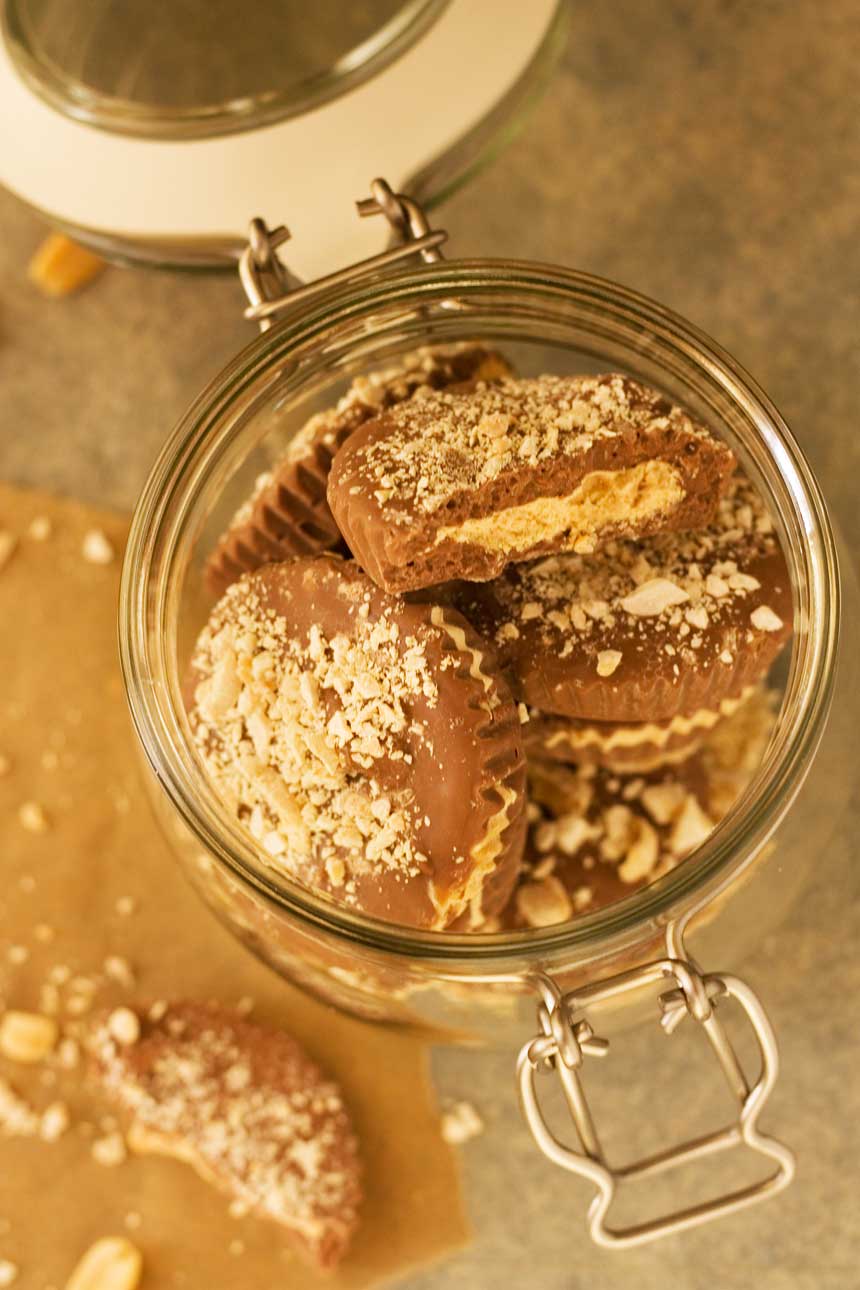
[119,257,840,966]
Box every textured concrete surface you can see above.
[1,2,858,1286]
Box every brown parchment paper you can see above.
[0,483,469,1289]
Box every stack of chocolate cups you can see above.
[188,344,792,933]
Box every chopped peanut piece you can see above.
[516,876,573,927]
[82,530,115,565]
[17,801,49,833]
[107,1008,140,1047]
[28,234,106,298]
[92,1131,128,1167]
[596,649,622,677]
[65,1237,142,1290]
[441,1100,484,1144]
[0,1011,58,1063]
[40,1100,71,1141]
[27,516,52,541]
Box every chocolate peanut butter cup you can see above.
[189,556,526,930]
[500,688,778,930]
[205,343,511,597]
[89,1002,362,1269]
[327,373,735,593]
[498,757,716,930]
[451,474,792,723]
[523,688,754,773]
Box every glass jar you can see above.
[119,247,850,1244]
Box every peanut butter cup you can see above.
[451,474,791,722]
[499,757,716,930]
[205,343,511,596]
[189,556,526,930]
[89,1002,362,1270]
[327,373,735,593]
[523,688,754,773]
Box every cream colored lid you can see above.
[0,0,561,279]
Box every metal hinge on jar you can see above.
[517,926,795,1248]
[239,178,447,331]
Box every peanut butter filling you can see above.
[435,461,684,555]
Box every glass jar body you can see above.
[141,763,824,1044]
[120,261,844,1045]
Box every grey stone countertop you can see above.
[1,3,858,1286]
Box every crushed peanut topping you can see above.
[514,760,716,928]
[515,875,573,927]
[89,1005,360,1256]
[107,1007,140,1047]
[440,1100,484,1144]
[596,649,622,677]
[64,1237,142,1290]
[463,475,785,673]
[191,578,440,902]
[39,1100,70,1141]
[750,605,784,632]
[91,1130,128,1167]
[0,1011,58,1063]
[0,1078,40,1137]
[17,801,49,833]
[104,957,136,989]
[348,373,716,519]
[27,516,52,541]
[285,343,508,468]
[81,529,115,565]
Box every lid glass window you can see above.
[2,0,446,137]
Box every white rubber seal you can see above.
[0,0,558,280]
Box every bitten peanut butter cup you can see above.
[498,757,716,930]
[89,1002,362,1270]
[205,343,511,596]
[189,556,526,930]
[326,373,735,593]
[451,474,792,723]
[523,687,754,773]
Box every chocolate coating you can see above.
[499,757,714,930]
[522,688,753,773]
[451,475,792,722]
[327,373,735,593]
[89,1002,362,1270]
[188,556,525,930]
[205,343,511,597]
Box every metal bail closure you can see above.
[238,177,448,331]
[517,957,795,1248]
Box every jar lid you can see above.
[0,0,565,277]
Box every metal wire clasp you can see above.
[238,177,448,331]
[518,939,795,1248]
